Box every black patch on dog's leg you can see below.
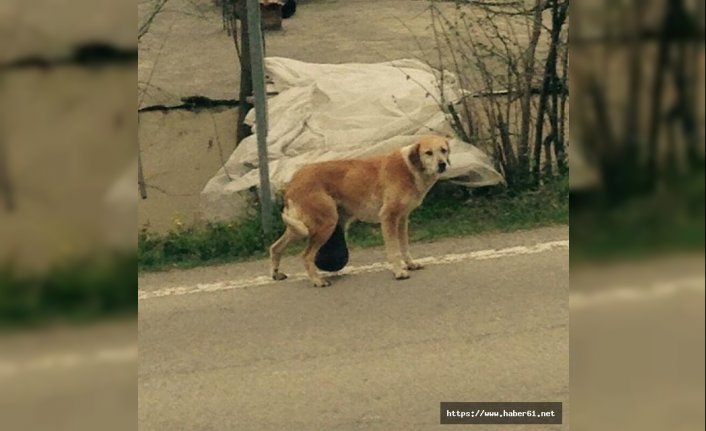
[315,224,349,271]
[282,0,296,18]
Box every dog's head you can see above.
[408,135,451,176]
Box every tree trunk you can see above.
[497,115,517,186]
[518,0,544,187]
[558,40,568,174]
[624,0,645,152]
[543,132,554,179]
[235,0,253,145]
[550,0,568,175]
[646,0,687,182]
[672,41,700,169]
[532,0,566,184]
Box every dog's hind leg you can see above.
[303,222,336,287]
[270,227,297,281]
[315,223,349,272]
[301,197,338,287]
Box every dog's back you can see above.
[285,158,384,216]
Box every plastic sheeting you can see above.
[201,57,504,208]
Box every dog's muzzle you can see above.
[437,162,447,173]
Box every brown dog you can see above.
[269,135,451,287]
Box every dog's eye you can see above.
[441,148,447,154]
[425,150,433,156]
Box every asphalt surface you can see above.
[138,226,570,430]
[571,255,705,431]
[0,318,137,431]
[2,226,701,431]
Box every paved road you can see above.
[3,226,700,430]
[0,318,137,431]
[571,255,705,431]
[138,226,570,430]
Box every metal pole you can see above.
[234,0,253,145]
[245,0,273,240]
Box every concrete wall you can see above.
[138,108,241,233]
[1,66,136,270]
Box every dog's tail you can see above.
[281,204,309,237]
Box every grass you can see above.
[0,252,137,328]
[138,175,569,272]
[570,170,705,263]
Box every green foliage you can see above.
[138,214,286,270]
[570,170,705,262]
[0,252,137,328]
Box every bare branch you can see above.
[208,111,233,181]
[139,0,170,41]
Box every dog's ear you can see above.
[408,143,424,172]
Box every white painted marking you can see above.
[138,240,570,300]
[571,276,705,308]
[0,345,137,379]
[7,245,698,378]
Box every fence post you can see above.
[245,0,273,240]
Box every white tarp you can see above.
[201,57,503,219]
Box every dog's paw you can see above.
[394,269,410,280]
[272,271,288,281]
[405,261,424,271]
[312,279,331,288]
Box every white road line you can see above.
[6,247,701,378]
[570,276,705,308]
[138,240,570,300]
[0,345,137,379]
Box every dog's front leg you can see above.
[381,207,408,280]
[398,217,423,271]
